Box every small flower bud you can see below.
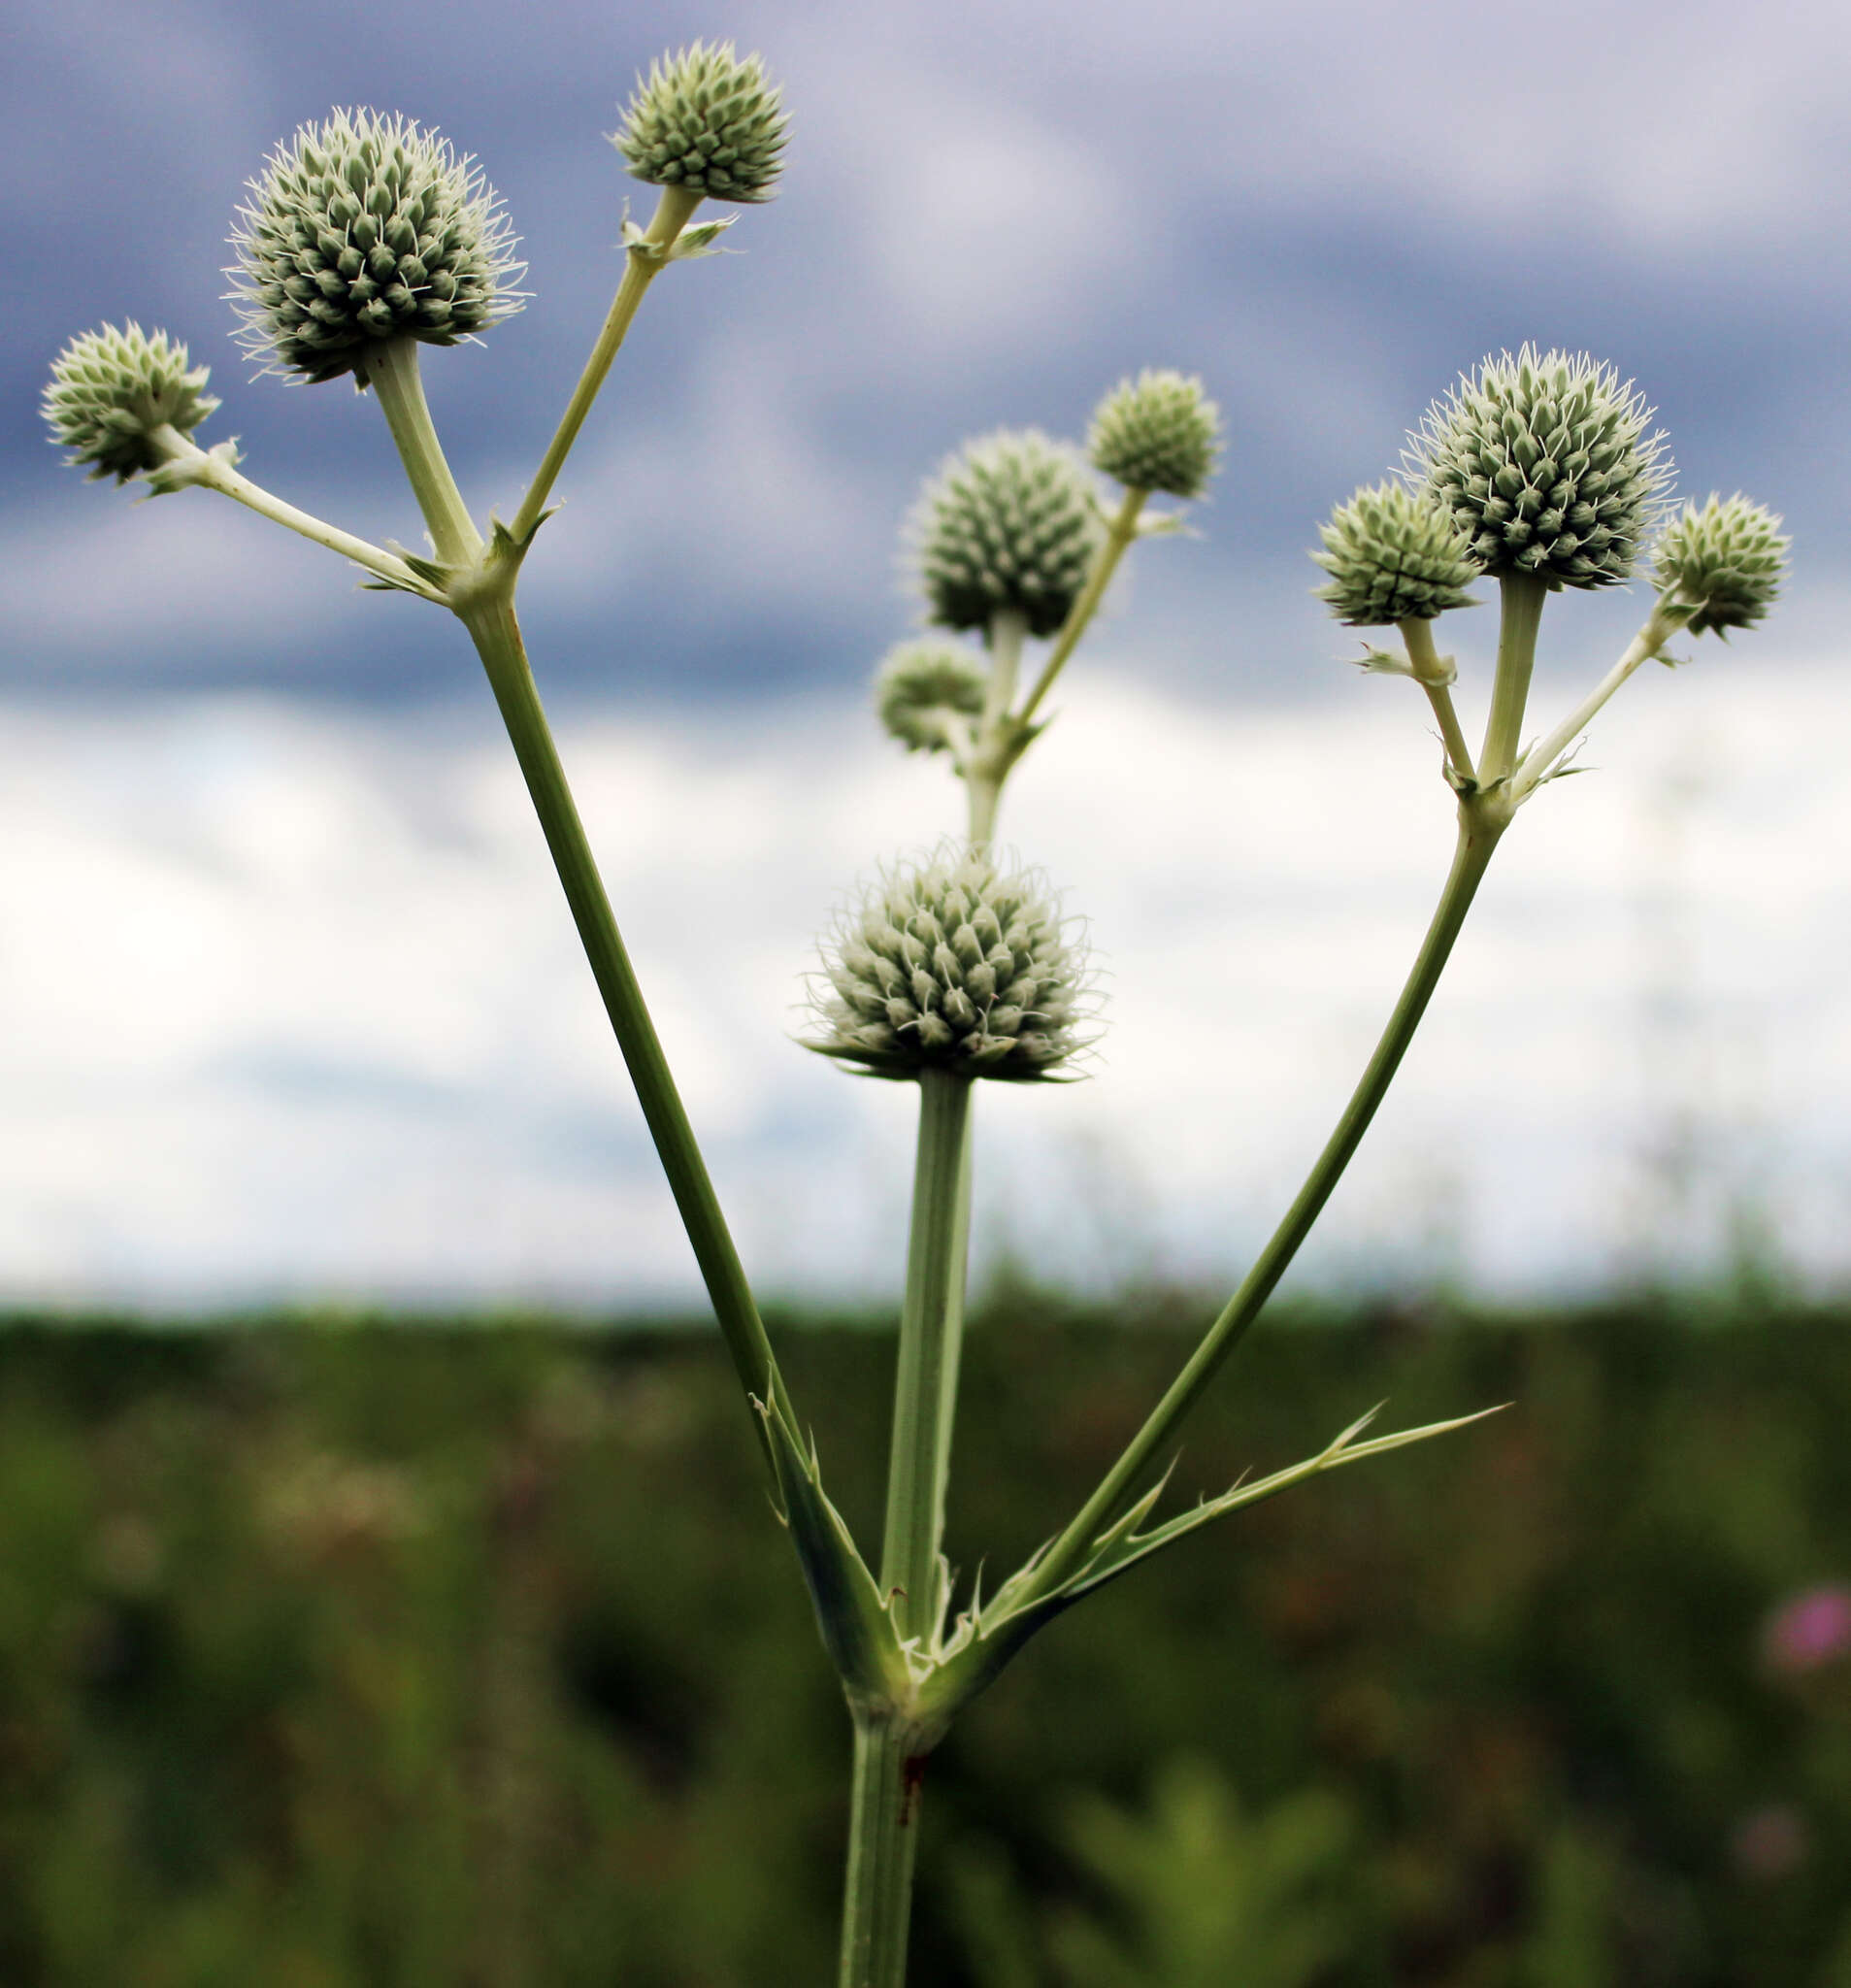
[875,641,989,753]
[1653,493,1787,636]
[910,430,1105,638]
[1087,369,1222,500]
[227,110,524,384]
[612,42,788,204]
[1310,481,1481,625]
[1409,346,1670,589]
[44,323,219,483]
[808,846,1096,1081]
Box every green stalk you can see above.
[145,427,445,600]
[1398,616,1475,784]
[966,608,1027,846]
[1015,485,1146,728]
[1010,803,1506,1607]
[837,1067,973,1988]
[511,184,703,545]
[1478,573,1549,783]
[838,1711,925,1988]
[358,339,481,567]
[460,595,798,1450]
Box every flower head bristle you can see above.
[1408,346,1670,589]
[612,42,788,204]
[1311,481,1481,626]
[909,430,1105,638]
[44,322,219,482]
[1654,494,1788,637]
[1088,370,1222,500]
[227,109,524,384]
[875,641,989,753]
[807,845,1097,1081]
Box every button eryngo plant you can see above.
[47,44,1787,1986]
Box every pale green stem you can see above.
[1010,804,1506,1607]
[1015,485,1147,728]
[1478,573,1550,783]
[966,608,1027,845]
[1508,598,1692,804]
[878,1067,975,1642]
[841,1066,972,1988]
[1399,617,1475,783]
[357,339,482,567]
[459,595,798,1459]
[511,184,704,545]
[838,1711,923,1988]
[145,427,443,600]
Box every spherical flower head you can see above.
[808,846,1096,1082]
[1310,481,1481,625]
[875,641,989,753]
[43,322,219,482]
[1409,346,1670,589]
[1653,493,1787,637]
[612,42,788,204]
[1088,369,1222,499]
[228,109,524,385]
[910,430,1106,639]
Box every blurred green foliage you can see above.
[3,1294,1851,1984]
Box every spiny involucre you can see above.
[1654,494,1788,637]
[44,323,219,483]
[1088,370,1222,500]
[1311,481,1481,626]
[911,430,1106,639]
[613,42,788,203]
[875,641,989,753]
[808,847,1095,1081]
[228,110,524,384]
[1409,347,1670,589]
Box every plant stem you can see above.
[358,339,481,567]
[1509,598,1690,803]
[1011,802,1506,1606]
[511,184,704,545]
[1478,573,1549,783]
[460,595,798,1454]
[878,1067,974,1642]
[839,1067,973,1988]
[1399,617,1475,783]
[146,428,445,599]
[1015,485,1147,728]
[967,609,1027,845]
[838,1711,924,1988]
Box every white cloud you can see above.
[2,649,1846,1312]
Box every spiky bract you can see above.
[1088,369,1222,499]
[809,847,1094,1081]
[911,430,1105,638]
[1654,494,1788,637]
[43,323,218,482]
[1409,347,1670,589]
[1311,481,1481,625]
[227,110,523,384]
[612,42,788,203]
[875,642,989,753]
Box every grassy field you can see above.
[2,1292,1849,1985]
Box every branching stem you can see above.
[1016,485,1146,727]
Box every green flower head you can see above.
[875,641,989,753]
[227,109,524,384]
[612,42,788,204]
[1310,481,1481,626]
[910,430,1105,638]
[808,846,1096,1082]
[1409,346,1670,589]
[1654,494,1788,637]
[44,323,219,483]
[1088,369,1222,500]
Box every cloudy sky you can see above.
[7,0,1850,1311]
